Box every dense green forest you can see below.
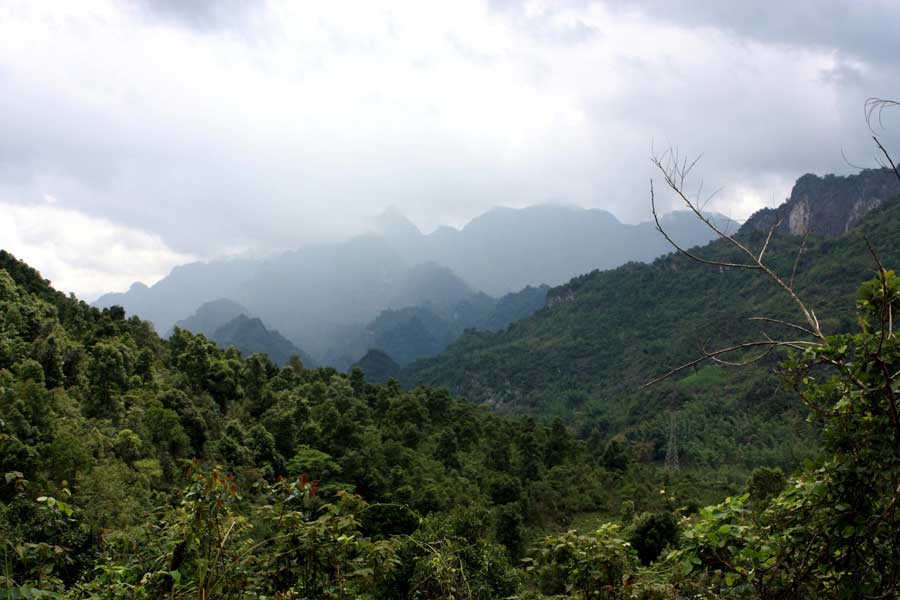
[0,248,723,598]
[5,186,900,597]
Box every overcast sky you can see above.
[2,0,899,300]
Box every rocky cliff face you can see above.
[741,168,900,237]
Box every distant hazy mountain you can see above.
[236,241,475,360]
[335,285,550,368]
[210,314,314,367]
[94,204,735,366]
[352,348,400,383]
[95,258,259,336]
[374,205,740,296]
[172,298,250,338]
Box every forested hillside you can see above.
[0,249,706,598]
[6,216,900,596]
[402,185,900,427]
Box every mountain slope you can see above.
[210,314,314,366]
[172,298,250,338]
[405,201,900,406]
[336,284,550,368]
[93,205,737,366]
[380,205,740,295]
[351,348,401,382]
[402,193,900,468]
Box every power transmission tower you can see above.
[665,412,680,471]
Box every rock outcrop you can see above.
[741,168,900,237]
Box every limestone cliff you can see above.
[741,168,900,237]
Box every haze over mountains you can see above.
[94,204,738,366]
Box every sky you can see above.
[1,0,899,301]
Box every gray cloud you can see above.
[597,0,900,67]
[129,0,263,31]
[0,1,898,297]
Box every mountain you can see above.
[351,348,401,382]
[402,181,900,469]
[334,285,550,368]
[94,257,259,336]
[380,205,740,296]
[172,298,250,338]
[210,314,313,366]
[740,167,900,237]
[93,205,736,366]
[172,299,315,366]
[240,245,475,362]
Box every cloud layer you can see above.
[0,196,194,301]
[1,0,898,297]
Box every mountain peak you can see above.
[740,168,900,237]
[373,206,422,238]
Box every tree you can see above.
[654,98,900,597]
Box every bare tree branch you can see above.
[866,97,900,132]
[757,217,783,263]
[873,135,900,185]
[789,231,810,291]
[644,340,818,387]
[650,151,825,339]
[749,317,819,338]
[650,180,759,270]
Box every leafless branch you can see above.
[789,231,810,291]
[757,217,783,263]
[866,97,900,132]
[644,340,818,387]
[873,135,900,184]
[841,146,870,172]
[650,151,825,339]
[650,180,759,270]
[749,317,819,338]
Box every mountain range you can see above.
[94,205,737,367]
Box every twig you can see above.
[749,317,819,338]
[651,153,825,339]
[789,231,810,291]
[644,340,816,387]
[873,136,900,184]
[757,217,784,263]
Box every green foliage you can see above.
[746,466,785,508]
[405,199,900,477]
[6,210,900,597]
[1,250,650,598]
[526,524,637,598]
[627,511,679,565]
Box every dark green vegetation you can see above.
[0,249,694,598]
[404,183,900,481]
[4,151,900,597]
[6,238,900,597]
